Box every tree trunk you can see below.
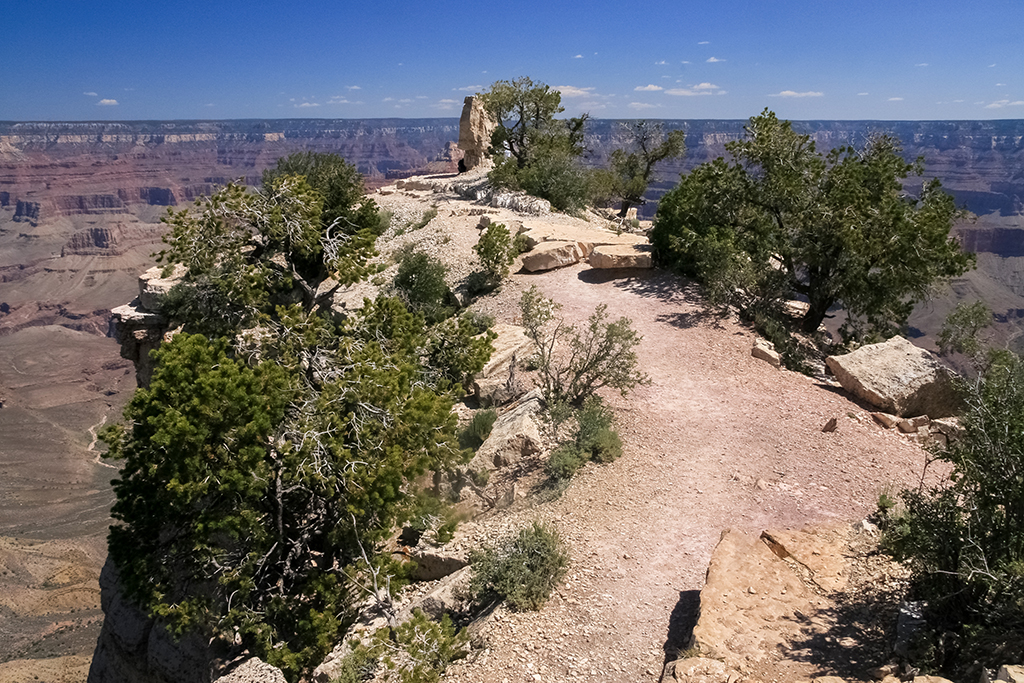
[801,298,832,334]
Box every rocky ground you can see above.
[361,176,949,683]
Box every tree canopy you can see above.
[105,155,491,679]
[479,77,591,213]
[595,120,686,217]
[651,110,974,339]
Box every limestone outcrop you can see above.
[589,243,653,269]
[457,96,495,170]
[467,390,545,472]
[825,336,960,418]
[88,558,221,683]
[521,241,585,272]
[471,323,533,407]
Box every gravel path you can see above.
[373,182,937,683]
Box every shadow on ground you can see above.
[660,589,700,681]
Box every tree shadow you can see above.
[780,573,902,680]
[659,589,700,681]
[576,268,729,331]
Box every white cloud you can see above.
[858,92,869,96]
[628,102,659,110]
[328,98,350,104]
[665,88,713,97]
[915,63,929,67]
[681,60,690,64]
[416,95,428,99]
[295,102,320,108]
[455,85,483,92]
[698,40,710,45]
[996,83,1007,87]
[888,97,904,101]
[398,99,412,103]
[692,82,719,90]
[347,85,361,90]
[554,85,595,97]
[383,97,394,102]
[573,54,583,59]
[655,60,668,65]
[989,63,997,67]
[706,57,724,63]
[432,99,459,110]
[954,99,965,103]
[985,100,1024,109]
[83,91,97,97]
[97,99,118,106]
[769,90,823,98]
[634,84,663,92]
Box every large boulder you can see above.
[471,323,532,407]
[825,336,960,418]
[467,390,545,471]
[588,243,653,269]
[521,241,584,272]
[457,96,495,170]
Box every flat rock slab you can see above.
[521,241,584,272]
[825,336,960,418]
[589,244,653,269]
[520,220,646,255]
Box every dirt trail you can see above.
[443,264,933,683]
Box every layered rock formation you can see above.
[457,96,495,170]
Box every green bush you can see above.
[546,397,623,480]
[459,409,498,450]
[469,522,569,611]
[881,350,1024,674]
[405,491,462,546]
[546,443,587,481]
[426,314,495,390]
[393,250,453,323]
[334,611,468,683]
[473,223,516,282]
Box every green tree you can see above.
[106,163,483,680]
[478,77,591,213]
[159,176,376,336]
[473,222,516,284]
[651,110,974,339]
[596,120,686,217]
[262,151,388,236]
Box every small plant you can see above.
[546,443,587,480]
[409,206,438,232]
[405,491,463,546]
[520,286,650,407]
[335,611,469,683]
[469,468,490,487]
[473,222,516,284]
[459,409,498,450]
[460,309,495,335]
[393,249,454,323]
[469,522,569,611]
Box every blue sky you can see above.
[2,0,1021,121]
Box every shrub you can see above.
[469,522,569,611]
[426,314,495,389]
[473,223,516,282]
[405,491,462,546]
[459,409,498,450]
[408,206,438,232]
[881,350,1024,674]
[393,250,453,323]
[519,286,649,406]
[546,443,587,481]
[335,611,469,683]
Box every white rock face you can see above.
[138,264,186,312]
[457,96,495,170]
[825,336,960,418]
[215,659,288,683]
